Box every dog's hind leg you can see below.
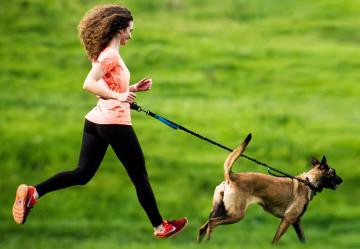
[198,221,209,242]
[206,210,245,241]
[292,220,306,243]
[198,184,227,243]
[198,182,226,242]
[272,218,291,244]
[198,200,228,242]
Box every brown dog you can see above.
[198,134,343,244]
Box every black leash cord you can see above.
[130,103,320,192]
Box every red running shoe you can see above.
[154,217,188,238]
[12,184,37,224]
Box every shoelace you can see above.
[163,221,176,231]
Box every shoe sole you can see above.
[12,184,28,224]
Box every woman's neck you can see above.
[108,37,120,51]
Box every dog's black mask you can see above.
[321,168,343,190]
[312,156,343,190]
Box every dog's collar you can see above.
[304,177,323,196]
[295,176,322,196]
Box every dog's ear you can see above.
[321,156,327,164]
[311,157,320,167]
[319,155,329,170]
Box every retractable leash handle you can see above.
[130,102,296,179]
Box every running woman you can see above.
[12,4,187,238]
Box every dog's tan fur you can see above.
[198,134,343,244]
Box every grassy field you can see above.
[1,0,359,248]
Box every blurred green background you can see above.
[1,0,359,248]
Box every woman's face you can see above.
[119,21,133,46]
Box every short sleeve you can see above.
[96,49,117,74]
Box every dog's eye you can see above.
[327,170,334,177]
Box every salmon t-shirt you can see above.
[85,47,132,125]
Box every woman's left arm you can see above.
[130,78,152,92]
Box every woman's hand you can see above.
[133,78,152,92]
[116,92,136,103]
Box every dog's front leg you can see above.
[292,220,305,243]
[272,218,291,244]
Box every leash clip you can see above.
[130,102,142,112]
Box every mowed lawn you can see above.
[0,0,359,249]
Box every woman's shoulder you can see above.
[98,47,119,61]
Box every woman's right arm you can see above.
[83,63,136,103]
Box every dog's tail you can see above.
[224,134,252,182]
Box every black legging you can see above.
[35,119,163,227]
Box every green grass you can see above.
[1,0,359,248]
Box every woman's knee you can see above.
[71,167,94,185]
[130,172,149,184]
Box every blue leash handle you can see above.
[154,114,179,129]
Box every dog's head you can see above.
[311,156,343,190]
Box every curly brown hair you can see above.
[78,4,133,61]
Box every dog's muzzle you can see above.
[329,176,343,190]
